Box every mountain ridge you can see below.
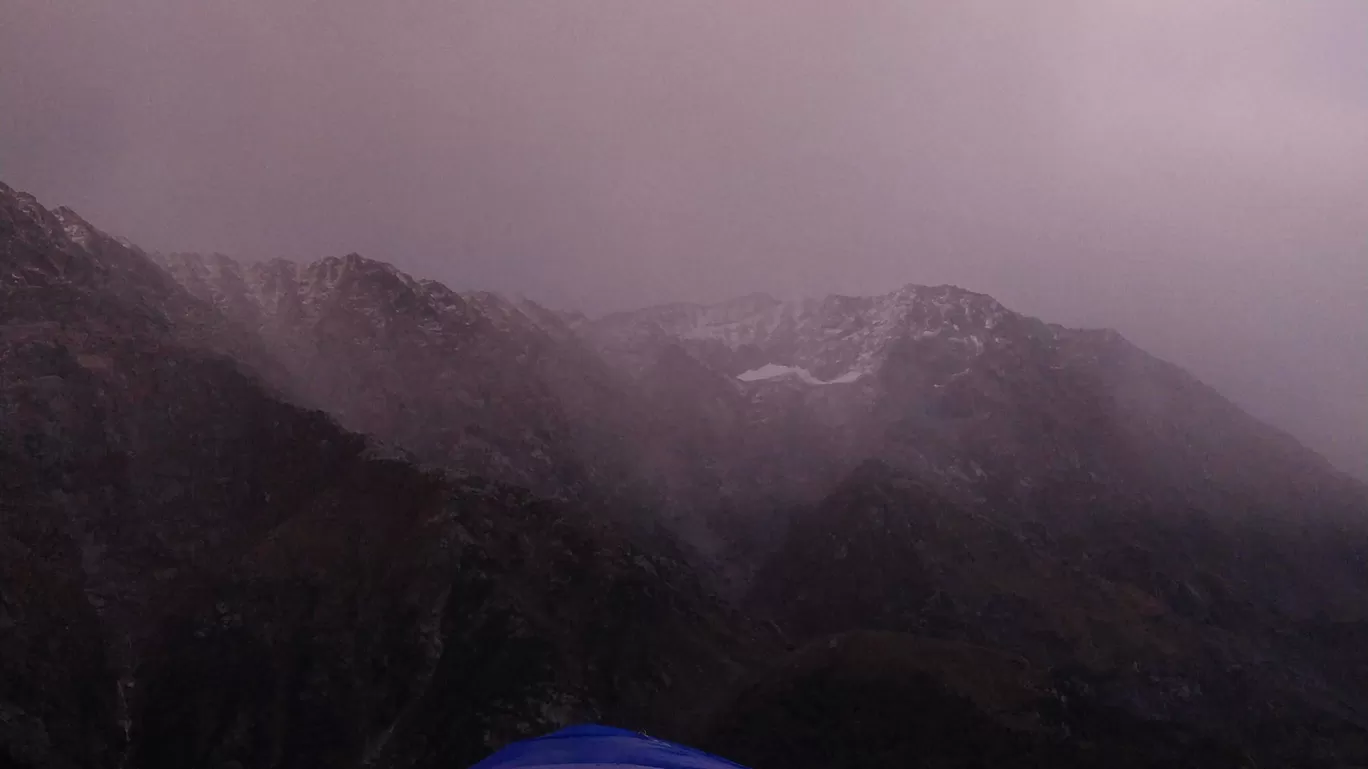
[151,244,1366,579]
[7,182,1368,767]
[0,181,771,769]
[159,245,1356,496]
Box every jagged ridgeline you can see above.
[4,181,1368,769]
[0,183,767,769]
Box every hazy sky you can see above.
[2,1,1366,477]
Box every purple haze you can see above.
[2,1,1365,477]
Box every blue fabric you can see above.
[468,725,751,769]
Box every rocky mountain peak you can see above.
[156,251,585,350]
[588,281,1020,386]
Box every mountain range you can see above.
[4,180,1368,768]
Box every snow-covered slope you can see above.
[735,363,864,385]
[589,284,1014,387]
[155,251,573,347]
[588,281,1364,525]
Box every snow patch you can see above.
[737,363,811,382]
[736,363,863,385]
[826,369,865,384]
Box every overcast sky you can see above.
[2,1,1365,477]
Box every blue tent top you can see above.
[468,725,751,769]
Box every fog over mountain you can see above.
[6,178,1368,767]
[3,1,1365,477]
[9,5,1368,768]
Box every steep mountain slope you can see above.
[700,631,1251,769]
[594,276,1368,766]
[742,458,1368,766]
[154,251,651,512]
[0,183,764,769]
[155,255,1367,586]
[9,177,1368,768]
[591,286,1366,538]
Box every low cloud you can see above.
[2,1,1364,476]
